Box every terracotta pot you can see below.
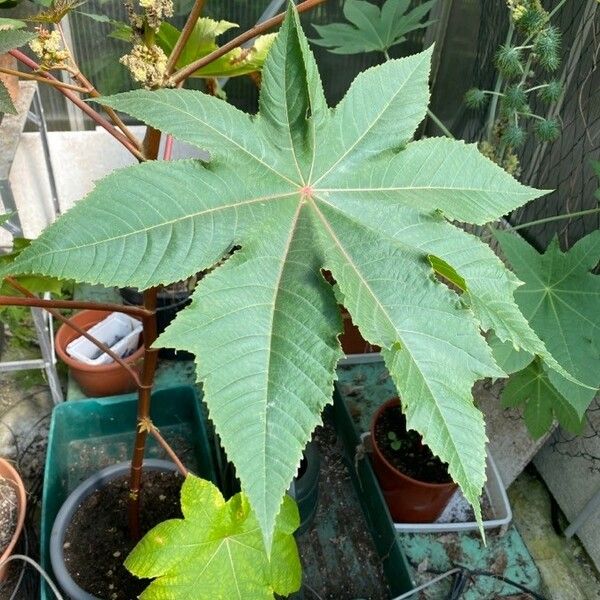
[321,271,380,356]
[0,458,26,582]
[370,398,457,523]
[340,309,380,355]
[54,309,145,398]
[0,53,20,107]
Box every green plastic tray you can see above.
[40,385,217,600]
[333,389,415,596]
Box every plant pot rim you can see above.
[0,458,27,580]
[371,398,457,490]
[50,459,177,600]
[54,309,145,373]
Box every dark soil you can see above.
[63,470,183,599]
[374,403,452,484]
[0,477,17,556]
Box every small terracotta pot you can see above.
[340,309,380,355]
[0,459,26,582]
[54,309,145,398]
[370,398,457,523]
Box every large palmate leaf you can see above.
[502,359,583,439]
[496,231,600,424]
[126,475,301,599]
[6,5,561,546]
[310,0,437,55]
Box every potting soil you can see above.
[0,478,17,556]
[63,470,183,599]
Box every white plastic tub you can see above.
[66,312,142,366]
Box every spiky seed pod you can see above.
[516,5,548,35]
[503,85,528,111]
[535,26,561,71]
[495,45,523,78]
[503,123,527,148]
[534,118,560,142]
[500,99,530,119]
[539,80,562,103]
[464,88,488,109]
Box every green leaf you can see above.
[126,475,301,600]
[488,334,533,375]
[0,79,16,114]
[497,231,600,422]
[6,5,549,546]
[0,28,35,54]
[156,17,275,78]
[502,360,584,439]
[0,17,26,30]
[0,238,66,297]
[77,11,131,40]
[593,160,600,201]
[310,0,437,55]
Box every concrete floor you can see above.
[509,467,600,600]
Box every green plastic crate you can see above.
[40,385,217,600]
[333,389,415,596]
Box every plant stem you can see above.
[77,71,143,151]
[9,50,145,161]
[149,424,189,476]
[127,287,159,540]
[0,279,144,387]
[486,22,514,141]
[524,83,549,93]
[165,0,206,76]
[0,282,152,318]
[128,129,162,540]
[0,66,90,93]
[509,207,600,230]
[426,107,454,139]
[54,22,143,152]
[171,0,328,84]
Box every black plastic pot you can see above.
[293,442,320,535]
[120,287,193,361]
[49,459,176,600]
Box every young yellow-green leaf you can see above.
[5,5,551,547]
[125,475,301,600]
[157,18,276,78]
[502,359,584,439]
[497,231,600,421]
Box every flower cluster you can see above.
[29,27,71,70]
[139,0,173,31]
[120,43,168,89]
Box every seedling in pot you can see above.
[387,431,404,452]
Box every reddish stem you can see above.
[0,279,144,387]
[127,130,162,540]
[163,135,174,160]
[149,424,188,477]
[9,50,145,161]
